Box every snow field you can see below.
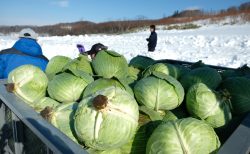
[0,24,250,68]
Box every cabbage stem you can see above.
[93,95,108,110]
[40,106,53,121]
[5,83,15,92]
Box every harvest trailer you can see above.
[0,59,250,154]
[0,79,87,154]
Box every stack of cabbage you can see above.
[6,51,250,154]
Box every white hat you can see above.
[19,28,38,40]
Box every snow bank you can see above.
[0,24,250,68]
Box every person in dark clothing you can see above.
[0,28,48,79]
[146,25,157,52]
[78,43,108,60]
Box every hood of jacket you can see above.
[12,38,42,56]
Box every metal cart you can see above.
[0,79,87,154]
[0,58,249,154]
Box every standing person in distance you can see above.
[146,25,157,52]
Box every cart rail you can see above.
[0,80,87,154]
[218,113,250,154]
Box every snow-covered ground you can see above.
[1,23,250,68]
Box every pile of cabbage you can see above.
[6,50,250,154]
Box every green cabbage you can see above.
[162,111,179,121]
[146,118,221,154]
[40,102,79,143]
[139,105,188,122]
[134,72,184,111]
[83,78,133,97]
[190,60,206,69]
[221,65,250,80]
[34,97,60,112]
[143,63,181,79]
[48,72,93,103]
[88,113,151,154]
[186,83,232,128]
[129,55,155,70]
[92,50,128,79]
[45,56,72,80]
[7,65,48,106]
[63,54,93,75]
[74,87,139,150]
[123,66,141,88]
[180,67,222,91]
[220,77,250,115]
[221,70,239,80]
[128,66,141,80]
[87,148,122,154]
[120,114,150,154]
[175,64,191,78]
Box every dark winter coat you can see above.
[0,38,48,79]
[147,31,157,51]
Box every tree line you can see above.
[0,2,249,36]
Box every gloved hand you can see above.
[77,44,85,54]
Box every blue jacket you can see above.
[0,38,48,79]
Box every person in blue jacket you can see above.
[146,25,157,52]
[0,28,48,79]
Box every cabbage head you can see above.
[87,115,151,154]
[143,63,181,79]
[186,83,232,128]
[63,54,93,75]
[221,65,250,79]
[87,148,122,154]
[190,60,206,69]
[175,64,191,78]
[122,66,141,88]
[92,50,128,79]
[180,67,222,91]
[139,105,188,122]
[117,113,151,154]
[83,78,133,97]
[48,72,93,103]
[134,72,184,111]
[220,77,250,115]
[129,55,155,70]
[41,102,79,143]
[150,106,189,122]
[7,65,48,106]
[146,118,221,154]
[45,56,72,80]
[221,69,239,80]
[34,97,60,112]
[74,87,139,150]
[128,66,141,79]
[162,110,179,121]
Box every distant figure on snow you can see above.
[78,43,108,60]
[0,28,48,79]
[146,25,157,52]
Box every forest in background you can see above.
[0,2,250,36]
